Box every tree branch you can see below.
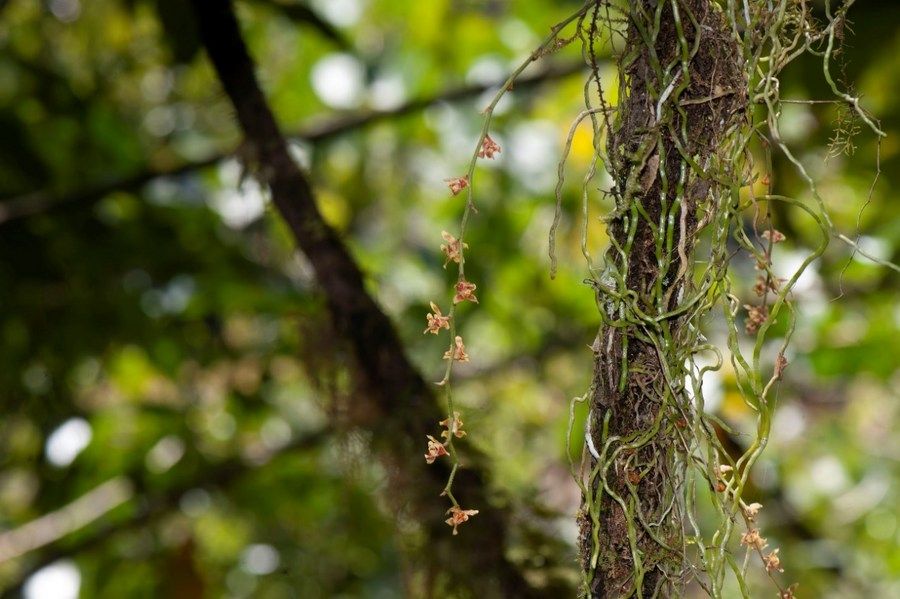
[0,430,330,597]
[0,478,133,564]
[182,1,555,595]
[0,61,583,225]
[243,0,352,50]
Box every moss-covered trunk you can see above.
[578,1,748,596]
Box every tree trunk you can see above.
[579,1,748,596]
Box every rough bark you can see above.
[188,2,558,596]
[579,1,748,596]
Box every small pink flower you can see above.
[445,176,469,196]
[753,275,784,297]
[753,278,766,297]
[740,528,767,551]
[744,304,769,334]
[478,135,501,159]
[443,336,469,363]
[761,229,786,243]
[453,280,478,304]
[743,502,763,521]
[764,548,783,573]
[440,231,468,267]
[424,302,451,335]
[439,411,467,440]
[445,505,479,535]
[424,435,449,464]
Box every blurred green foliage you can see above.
[1,0,899,597]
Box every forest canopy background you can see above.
[1,0,900,597]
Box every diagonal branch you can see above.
[0,478,133,564]
[184,1,557,596]
[243,0,352,50]
[0,61,583,225]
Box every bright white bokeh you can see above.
[213,159,267,229]
[777,102,817,143]
[809,455,850,495]
[370,73,407,111]
[45,418,92,468]
[772,402,807,444]
[426,103,473,159]
[240,544,281,575]
[465,56,507,86]
[853,235,891,263]
[24,560,81,599]
[311,0,363,27]
[311,54,366,110]
[508,121,560,193]
[499,19,537,51]
[49,0,80,23]
[773,248,823,295]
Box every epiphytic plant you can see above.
[429,0,891,596]
[421,7,590,534]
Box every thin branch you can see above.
[0,61,584,225]
[0,478,133,563]
[0,430,329,597]
[243,0,352,50]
